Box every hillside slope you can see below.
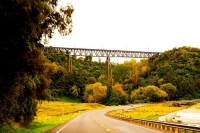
[146,46,200,100]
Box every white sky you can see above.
[48,0,200,62]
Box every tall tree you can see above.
[0,0,74,126]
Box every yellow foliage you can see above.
[131,87,145,101]
[141,66,147,73]
[131,85,168,102]
[88,95,94,103]
[124,59,137,67]
[84,82,107,103]
[109,103,188,120]
[112,83,127,97]
[190,102,200,109]
[35,101,107,122]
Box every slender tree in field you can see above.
[0,0,74,126]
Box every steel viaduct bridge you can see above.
[42,46,161,83]
[42,47,161,58]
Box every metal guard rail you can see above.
[106,113,200,133]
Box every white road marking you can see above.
[56,116,79,133]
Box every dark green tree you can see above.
[145,46,200,100]
[160,83,176,101]
[0,0,74,126]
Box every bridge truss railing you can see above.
[42,47,161,58]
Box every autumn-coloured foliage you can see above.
[112,83,128,104]
[108,103,188,120]
[131,85,168,103]
[35,100,107,122]
[83,82,107,103]
[47,46,200,106]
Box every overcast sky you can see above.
[48,0,200,62]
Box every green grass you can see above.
[146,114,163,120]
[56,96,81,103]
[0,122,17,133]
[16,113,79,133]
[0,113,78,133]
[0,97,108,133]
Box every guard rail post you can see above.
[167,126,170,131]
[152,123,154,127]
[158,124,161,129]
[149,122,151,126]
[155,124,157,128]
[178,128,182,133]
[162,125,165,130]
[172,127,176,132]
[185,129,189,133]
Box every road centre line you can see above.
[91,114,116,133]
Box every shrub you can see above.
[172,102,180,107]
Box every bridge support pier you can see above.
[66,54,72,74]
[106,56,112,85]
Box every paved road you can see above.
[46,105,169,133]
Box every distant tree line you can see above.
[46,46,200,105]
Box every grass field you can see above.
[0,97,109,133]
[107,102,200,133]
[108,102,191,120]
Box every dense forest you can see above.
[46,46,200,105]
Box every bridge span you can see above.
[43,46,161,81]
[42,47,161,58]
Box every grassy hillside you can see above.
[147,46,200,100]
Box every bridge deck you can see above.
[42,47,161,58]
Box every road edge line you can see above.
[55,116,79,133]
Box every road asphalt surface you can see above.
[45,104,169,133]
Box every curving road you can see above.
[45,105,169,133]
